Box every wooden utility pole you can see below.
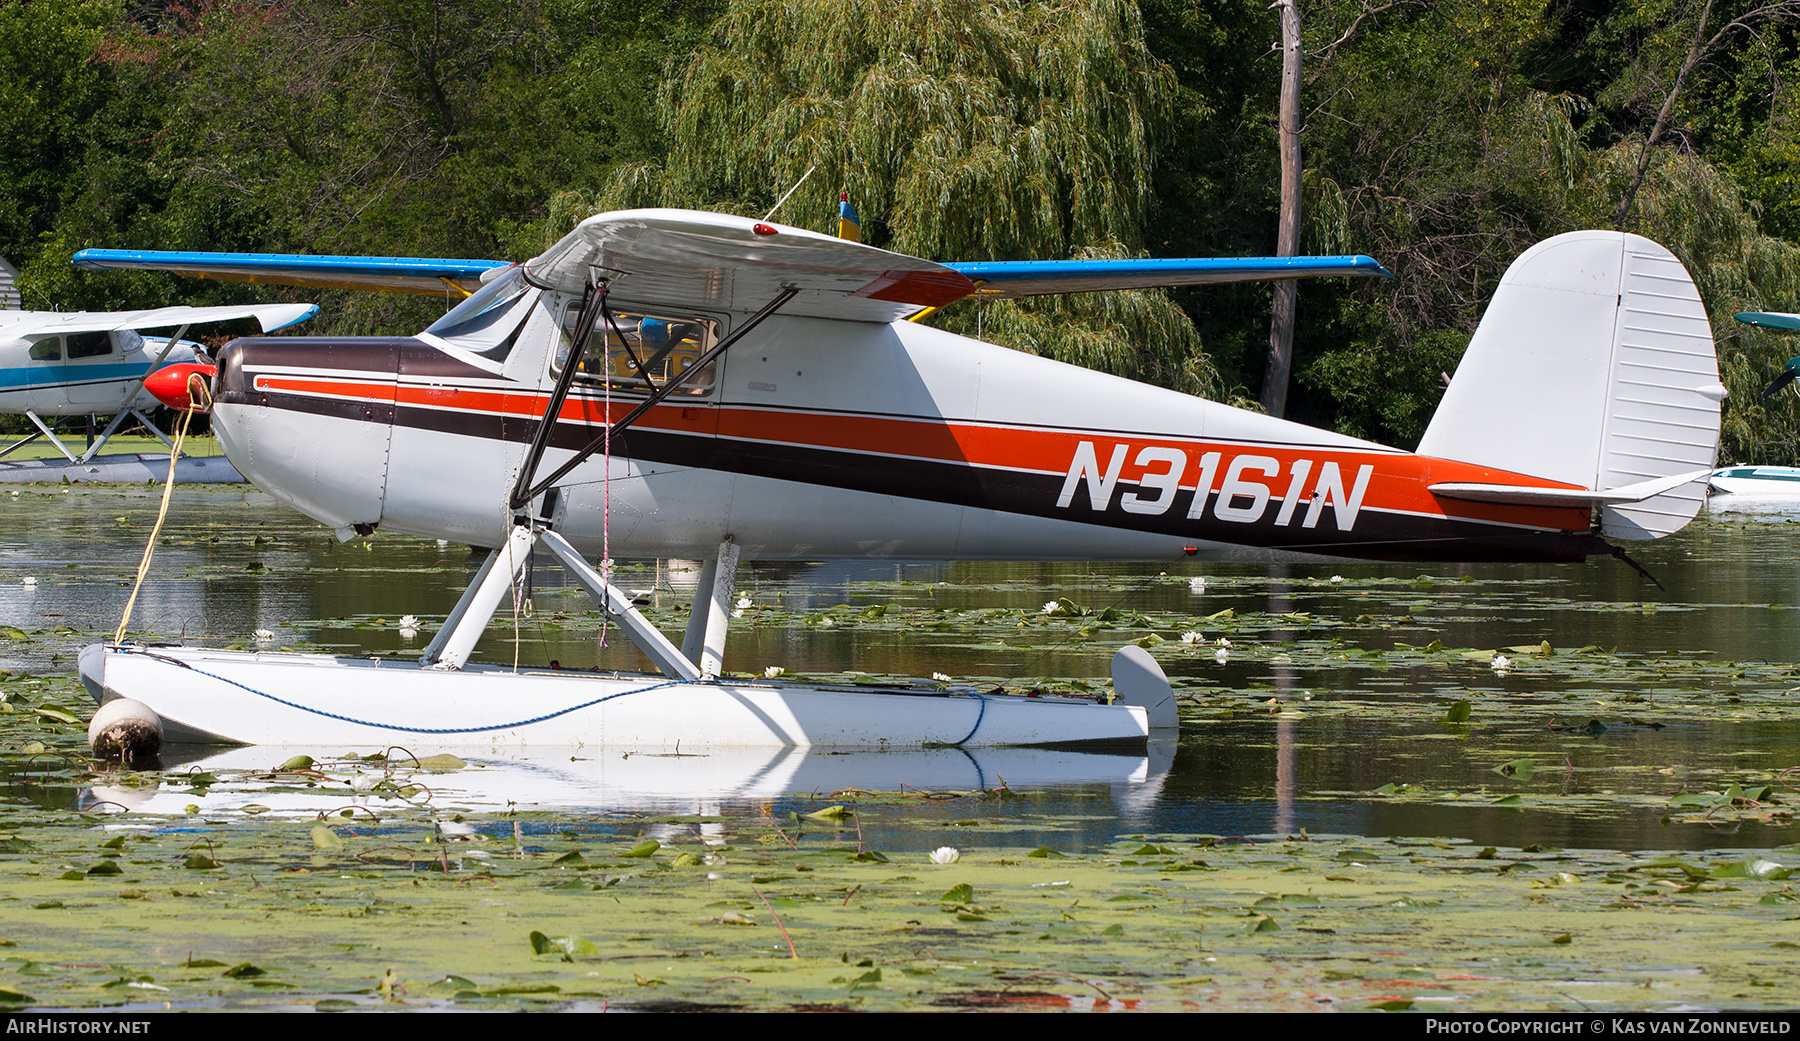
[1261,0,1303,418]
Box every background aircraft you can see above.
[0,303,316,464]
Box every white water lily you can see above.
[1329,575,1344,583]
[930,847,960,865]
[1180,631,1204,645]
[1189,577,1207,594]
[1491,654,1512,674]
[1042,601,1060,614]
[736,596,753,610]
[253,629,274,642]
[764,665,785,678]
[1216,637,1231,649]
[1214,647,1230,664]
[20,577,35,587]
[932,672,952,681]
[398,614,420,629]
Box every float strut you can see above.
[421,525,535,671]
[697,538,740,680]
[537,529,699,681]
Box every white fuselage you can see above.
[0,325,200,417]
[209,284,1603,564]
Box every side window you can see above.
[28,338,61,361]
[66,331,114,359]
[557,307,717,397]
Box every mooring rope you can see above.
[114,372,209,645]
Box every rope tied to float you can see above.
[114,371,211,646]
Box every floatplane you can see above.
[1701,311,1800,500]
[69,213,1724,756]
[0,302,315,482]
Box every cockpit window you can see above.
[66,331,113,359]
[28,339,60,361]
[555,305,717,397]
[423,267,538,361]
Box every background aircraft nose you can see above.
[210,337,399,535]
[144,362,216,411]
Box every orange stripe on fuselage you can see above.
[253,375,1593,532]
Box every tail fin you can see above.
[1416,231,1725,540]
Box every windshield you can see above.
[423,267,538,360]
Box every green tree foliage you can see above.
[5,0,708,328]
[9,0,1800,459]
[595,0,1217,396]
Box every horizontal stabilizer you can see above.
[944,255,1392,297]
[1429,468,1713,507]
[0,303,318,339]
[71,249,511,296]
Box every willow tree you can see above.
[599,0,1218,398]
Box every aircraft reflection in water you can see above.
[69,212,1724,754]
[82,740,1176,823]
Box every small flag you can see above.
[837,190,861,243]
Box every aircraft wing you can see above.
[71,210,1393,321]
[0,303,319,340]
[945,255,1393,297]
[1736,311,1800,331]
[524,209,975,323]
[70,249,510,296]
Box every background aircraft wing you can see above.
[1736,311,1800,331]
[944,255,1393,297]
[71,249,510,296]
[0,303,319,340]
[524,209,974,323]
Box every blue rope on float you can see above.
[118,645,715,735]
[950,690,987,747]
[116,645,993,742]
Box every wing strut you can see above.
[508,279,611,517]
[510,285,800,510]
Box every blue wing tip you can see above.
[1736,311,1800,330]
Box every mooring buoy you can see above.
[87,698,164,765]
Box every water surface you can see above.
[2,485,1797,852]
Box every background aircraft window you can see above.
[28,339,60,361]
[556,307,716,396]
[66,331,113,359]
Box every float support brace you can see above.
[422,524,536,671]
[699,538,739,680]
[538,529,699,681]
[0,429,44,460]
[26,412,77,463]
[76,411,133,463]
[680,558,719,667]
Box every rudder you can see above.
[1416,231,1725,539]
